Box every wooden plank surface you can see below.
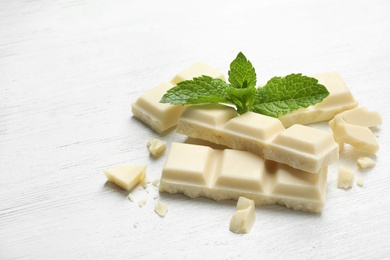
[1,0,390,259]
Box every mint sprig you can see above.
[160,52,330,117]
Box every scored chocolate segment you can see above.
[313,72,357,110]
[222,112,285,157]
[267,124,338,172]
[181,104,238,130]
[214,149,266,193]
[132,62,226,133]
[162,143,215,186]
[177,104,238,145]
[159,142,328,213]
[224,112,285,140]
[271,162,326,202]
[132,82,184,133]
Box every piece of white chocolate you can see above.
[357,157,376,169]
[104,164,146,191]
[152,179,160,186]
[337,166,355,189]
[128,193,134,202]
[356,177,364,187]
[278,72,358,127]
[159,142,328,213]
[330,115,379,154]
[229,197,256,234]
[147,139,167,157]
[177,104,338,174]
[339,107,382,128]
[138,199,147,207]
[132,62,225,133]
[154,202,168,217]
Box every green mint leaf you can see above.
[228,52,257,89]
[226,86,255,114]
[251,73,330,117]
[160,75,233,105]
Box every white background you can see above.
[1,0,390,259]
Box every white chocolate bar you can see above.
[278,72,358,127]
[159,142,328,213]
[132,62,225,133]
[177,104,338,173]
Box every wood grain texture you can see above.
[1,0,390,259]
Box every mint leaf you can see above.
[251,74,330,117]
[226,86,255,114]
[160,76,233,105]
[228,52,256,89]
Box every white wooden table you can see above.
[1,0,390,259]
